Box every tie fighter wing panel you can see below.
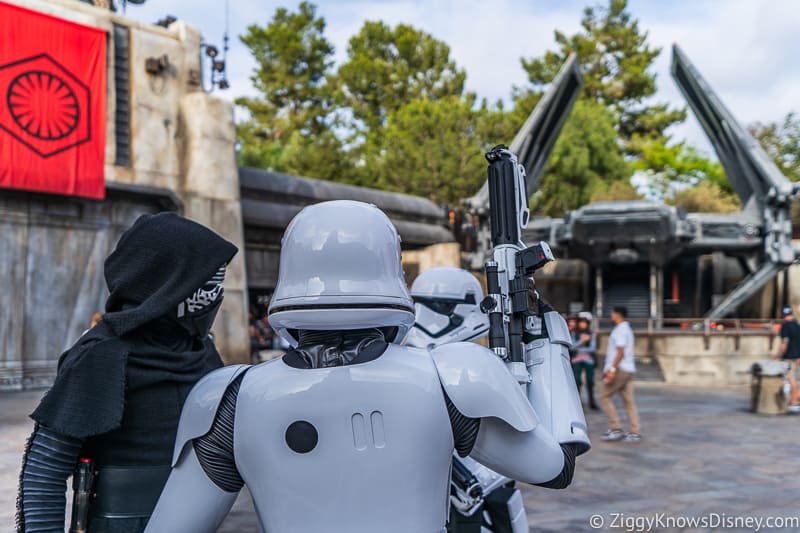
[465,54,583,213]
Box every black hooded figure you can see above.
[16,213,238,533]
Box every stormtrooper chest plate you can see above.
[233,345,454,533]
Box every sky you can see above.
[123,0,800,156]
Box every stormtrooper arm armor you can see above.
[527,310,591,453]
[145,365,249,533]
[432,334,589,488]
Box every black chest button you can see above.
[285,420,318,453]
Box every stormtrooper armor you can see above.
[405,266,490,348]
[405,267,527,533]
[145,201,588,533]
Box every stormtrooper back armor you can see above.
[237,345,453,532]
[147,341,562,533]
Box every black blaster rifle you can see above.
[480,145,553,384]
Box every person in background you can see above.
[567,316,577,336]
[777,306,800,411]
[256,315,275,349]
[249,323,270,363]
[600,306,641,442]
[571,312,598,410]
[81,312,106,338]
[90,312,103,329]
[16,213,237,533]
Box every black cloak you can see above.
[31,212,238,439]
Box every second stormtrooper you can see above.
[405,266,529,533]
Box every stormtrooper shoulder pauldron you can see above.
[429,342,538,432]
[171,364,251,466]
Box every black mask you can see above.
[176,264,227,338]
[179,295,224,338]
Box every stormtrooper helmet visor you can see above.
[412,294,476,338]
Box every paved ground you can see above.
[3,383,800,532]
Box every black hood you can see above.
[103,213,238,336]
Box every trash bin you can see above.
[751,361,789,415]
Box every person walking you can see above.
[600,306,641,442]
[777,306,800,411]
[572,312,598,410]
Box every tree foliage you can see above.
[749,112,800,181]
[372,96,486,203]
[591,180,643,202]
[235,1,733,215]
[337,21,466,134]
[533,100,629,215]
[632,143,727,199]
[513,0,692,214]
[668,180,740,214]
[235,2,348,180]
[518,0,685,155]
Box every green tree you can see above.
[591,180,643,202]
[337,21,466,135]
[633,143,727,199]
[668,180,740,214]
[749,112,800,181]
[512,0,707,214]
[518,0,684,154]
[372,96,489,204]
[236,2,348,180]
[533,100,629,216]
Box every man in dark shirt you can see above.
[778,306,800,409]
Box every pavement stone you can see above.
[2,383,800,532]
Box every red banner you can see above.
[0,2,106,199]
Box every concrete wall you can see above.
[1,0,249,385]
[0,189,177,389]
[596,331,780,387]
[401,243,461,285]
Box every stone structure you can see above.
[592,321,782,387]
[0,0,249,389]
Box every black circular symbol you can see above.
[285,420,318,454]
[7,70,80,141]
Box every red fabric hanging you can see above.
[0,2,107,199]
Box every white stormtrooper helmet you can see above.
[268,200,415,346]
[404,267,490,348]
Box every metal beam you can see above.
[705,261,781,319]
[671,44,794,212]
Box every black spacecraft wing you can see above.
[465,53,583,213]
[672,44,799,318]
[671,44,794,215]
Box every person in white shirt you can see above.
[600,306,641,442]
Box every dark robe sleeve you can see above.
[16,424,82,532]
